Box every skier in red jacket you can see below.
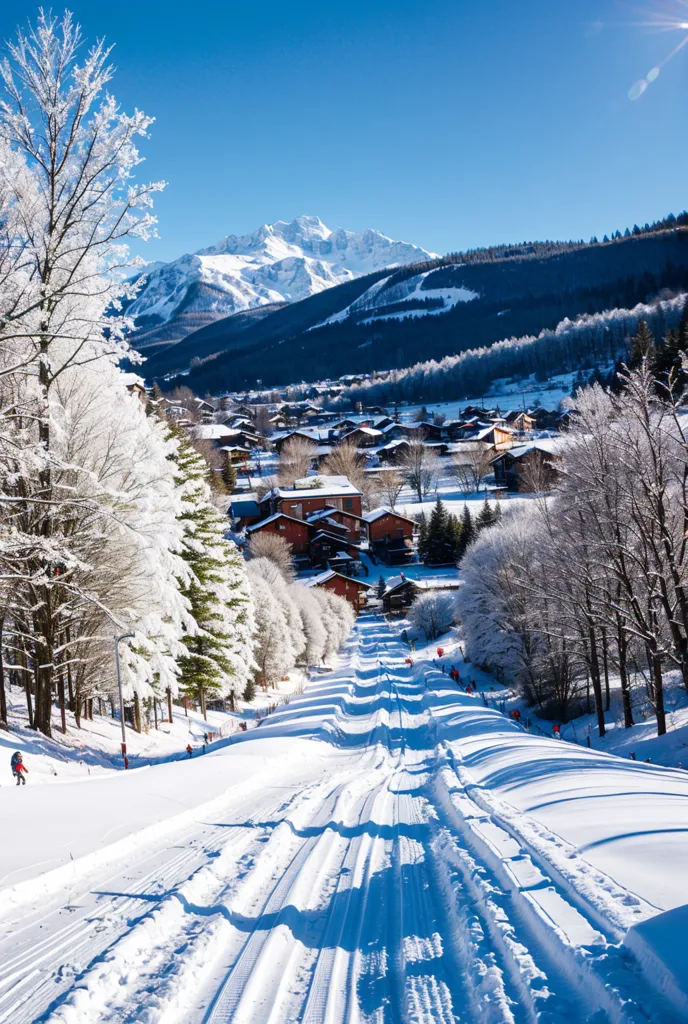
[186,743,193,758]
[11,751,28,786]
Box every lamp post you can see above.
[114,632,135,769]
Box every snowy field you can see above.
[1,613,688,1022]
[0,674,305,788]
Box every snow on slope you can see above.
[315,267,478,329]
[1,615,687,1022]
[128,215,438,330]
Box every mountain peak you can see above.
[128,217,438,348]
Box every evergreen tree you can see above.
[377,574,386,600]
[417,511,429,562]
[630,320,656,368]
[175,438,254,718]
[476,497,495,533]
[222,455,238,492]
[424,498,460,565]
[456,504,475,563]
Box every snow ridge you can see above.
[128,215,438,329]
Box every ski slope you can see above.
[1,615,687,1022]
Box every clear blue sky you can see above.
[3,1,686,261]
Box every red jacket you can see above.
[13,762,28,774]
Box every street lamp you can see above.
[114,632,135,769]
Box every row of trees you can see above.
[246,535,354,689]
[457,358,688,736]
[418,498,501,566]
[0,13,355,739]
[340,294,687,410]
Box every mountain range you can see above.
[142,227,688,393]
[126,216,437,352]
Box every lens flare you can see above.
[629,0,688,98]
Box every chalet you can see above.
[259,475,363,520]
[220,444,251,464]
[309,531,360,572]
[121,373,147,404]
[504,410,536,433]
[364,508,416,565]
[378,439,411,465]
[306,506,368,545]
[246,513,311,554]
[381,572,458,613]
[193,424,237,447]
[399,422,445,442]
[341,426,384,448]
[470,424,514,450]
[382,574,417,614]
[304,570,372,613]
[272,429,321,454]
[491,441,563,492]
[228,500,262,529]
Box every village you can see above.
[130,372,569,619]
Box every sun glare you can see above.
[629,1,688,99]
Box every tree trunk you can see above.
[653,653,667,737]
[133,691,141,733]
[588,627,606,738]
[74,679,81,728]
[153,699,158,730]
[601,627,610,712]
[57,669,67,734]
[66,627,74,711]
[167,687,173,723]
[0,617,7,729]
[24,647,34,730]
[616,623,634,728]
[199,686,207,721]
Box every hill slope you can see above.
[127,215,437,354]
[156,229,688,392]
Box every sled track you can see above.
[0,615,681,1023]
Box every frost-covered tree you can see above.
[0,13,182,735]
[408,592,455,641]
[176,438,255,717]
[248,532,295,582]
[247,569,297,688]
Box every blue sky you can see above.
[2,1,686,261]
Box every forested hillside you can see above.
[152,227,688,392]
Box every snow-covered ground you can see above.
[2,613,688,1022]
[0,673,305,787]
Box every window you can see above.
[344,497,353,509]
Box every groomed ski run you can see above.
[1,613,687,1024]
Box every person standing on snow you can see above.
[11,751,28,786]
[186,743,193,758]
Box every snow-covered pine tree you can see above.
[0,12,169,735]
[175,437,255,717]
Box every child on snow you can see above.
[11,751,28,786]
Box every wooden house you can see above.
[259,475,363,521]
[304,570,372,613]
[364,508,416,565]
[491,442,563,492]
[245,513,311,554]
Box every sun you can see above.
[629,2,688,99]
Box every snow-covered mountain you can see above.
[128,216,437,347]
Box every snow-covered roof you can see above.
[343,426,383,439]
[495,439,566,461]
[364,507,415,524]
[121,372,146,389]
[246,512,309,533]
[265,475,361,500]
[414,578,460,591]
[302,569,371,588]
[193,424,234,440]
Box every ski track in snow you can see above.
[0,616,680,1024]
